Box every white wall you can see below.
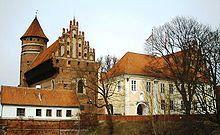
[1,105,80,120]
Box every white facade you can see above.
[0,105,80,120]
[107,74,192,116]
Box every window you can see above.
[169,84,174,94]
[17,108,25,116]
[146,82,151,92]
[80,105,85,110]
[79,44,81,47]
[84,53,87,57]
[64,84,68,89]
[56,110,62,117]
[193,101,197,110]
[79,52,81,56]
[170,100,174,110]
[36,109,42,116]
[67,60,71,65]
[46,109,52,117]
[30,38,32,41]
[181,101,185,110]
[161,100,165,110]
[56,59,59,64]
[37,39,40,41]
[78,80,84,93]
[131,80,136,91]
[67,42,69,45]
[78,61,80,65]
[66,110,72,117]
[118,81,122,92]
[67,50,70,55]
[74,34,76,38]
[160,83,165,93]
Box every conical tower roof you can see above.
[20,17,49,41]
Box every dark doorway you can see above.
[137,104,143,115]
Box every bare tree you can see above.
[97,55,118,72]
[195,29,220,124]
[77,55,119,134]
[145,16,212,115]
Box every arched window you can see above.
[78,80,84,93]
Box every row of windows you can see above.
[131,80,174,94]
[161,100,174,110]
[17,108,72,117]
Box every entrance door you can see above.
[137,104,143,115]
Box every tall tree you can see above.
[145,16,213,114]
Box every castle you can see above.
[0,16,98,120]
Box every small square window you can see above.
[46,109,52,117]
[56,110,62,117]
[17,108,25,116]
[36,109,41,116]
[66,110,72,117]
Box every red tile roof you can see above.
[106,52,173,79]
[30,40,59,68]
[21,17,49,41]
[1,86,79,107]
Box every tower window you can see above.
[77,80,84,93]
[78,62,80,65]
[74,34,76,38]
[79,52,81,56]
[56,59,59,63]
[67,50,70,55]
[79,44,81,47]
[84,53,87,57]
[67,60,71,65]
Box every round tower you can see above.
[19,17,49,86]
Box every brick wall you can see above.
[0,119,80,135]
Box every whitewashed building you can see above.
[104,52,200,115]
[0,86,80,120]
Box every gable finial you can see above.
[35,10,38,18]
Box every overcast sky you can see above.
[0,0,220,86]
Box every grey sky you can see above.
[0,0,220,86]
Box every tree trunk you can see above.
[105,106,114,135]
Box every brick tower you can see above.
[19,16,49,86]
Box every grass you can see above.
[81,120,220,135]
